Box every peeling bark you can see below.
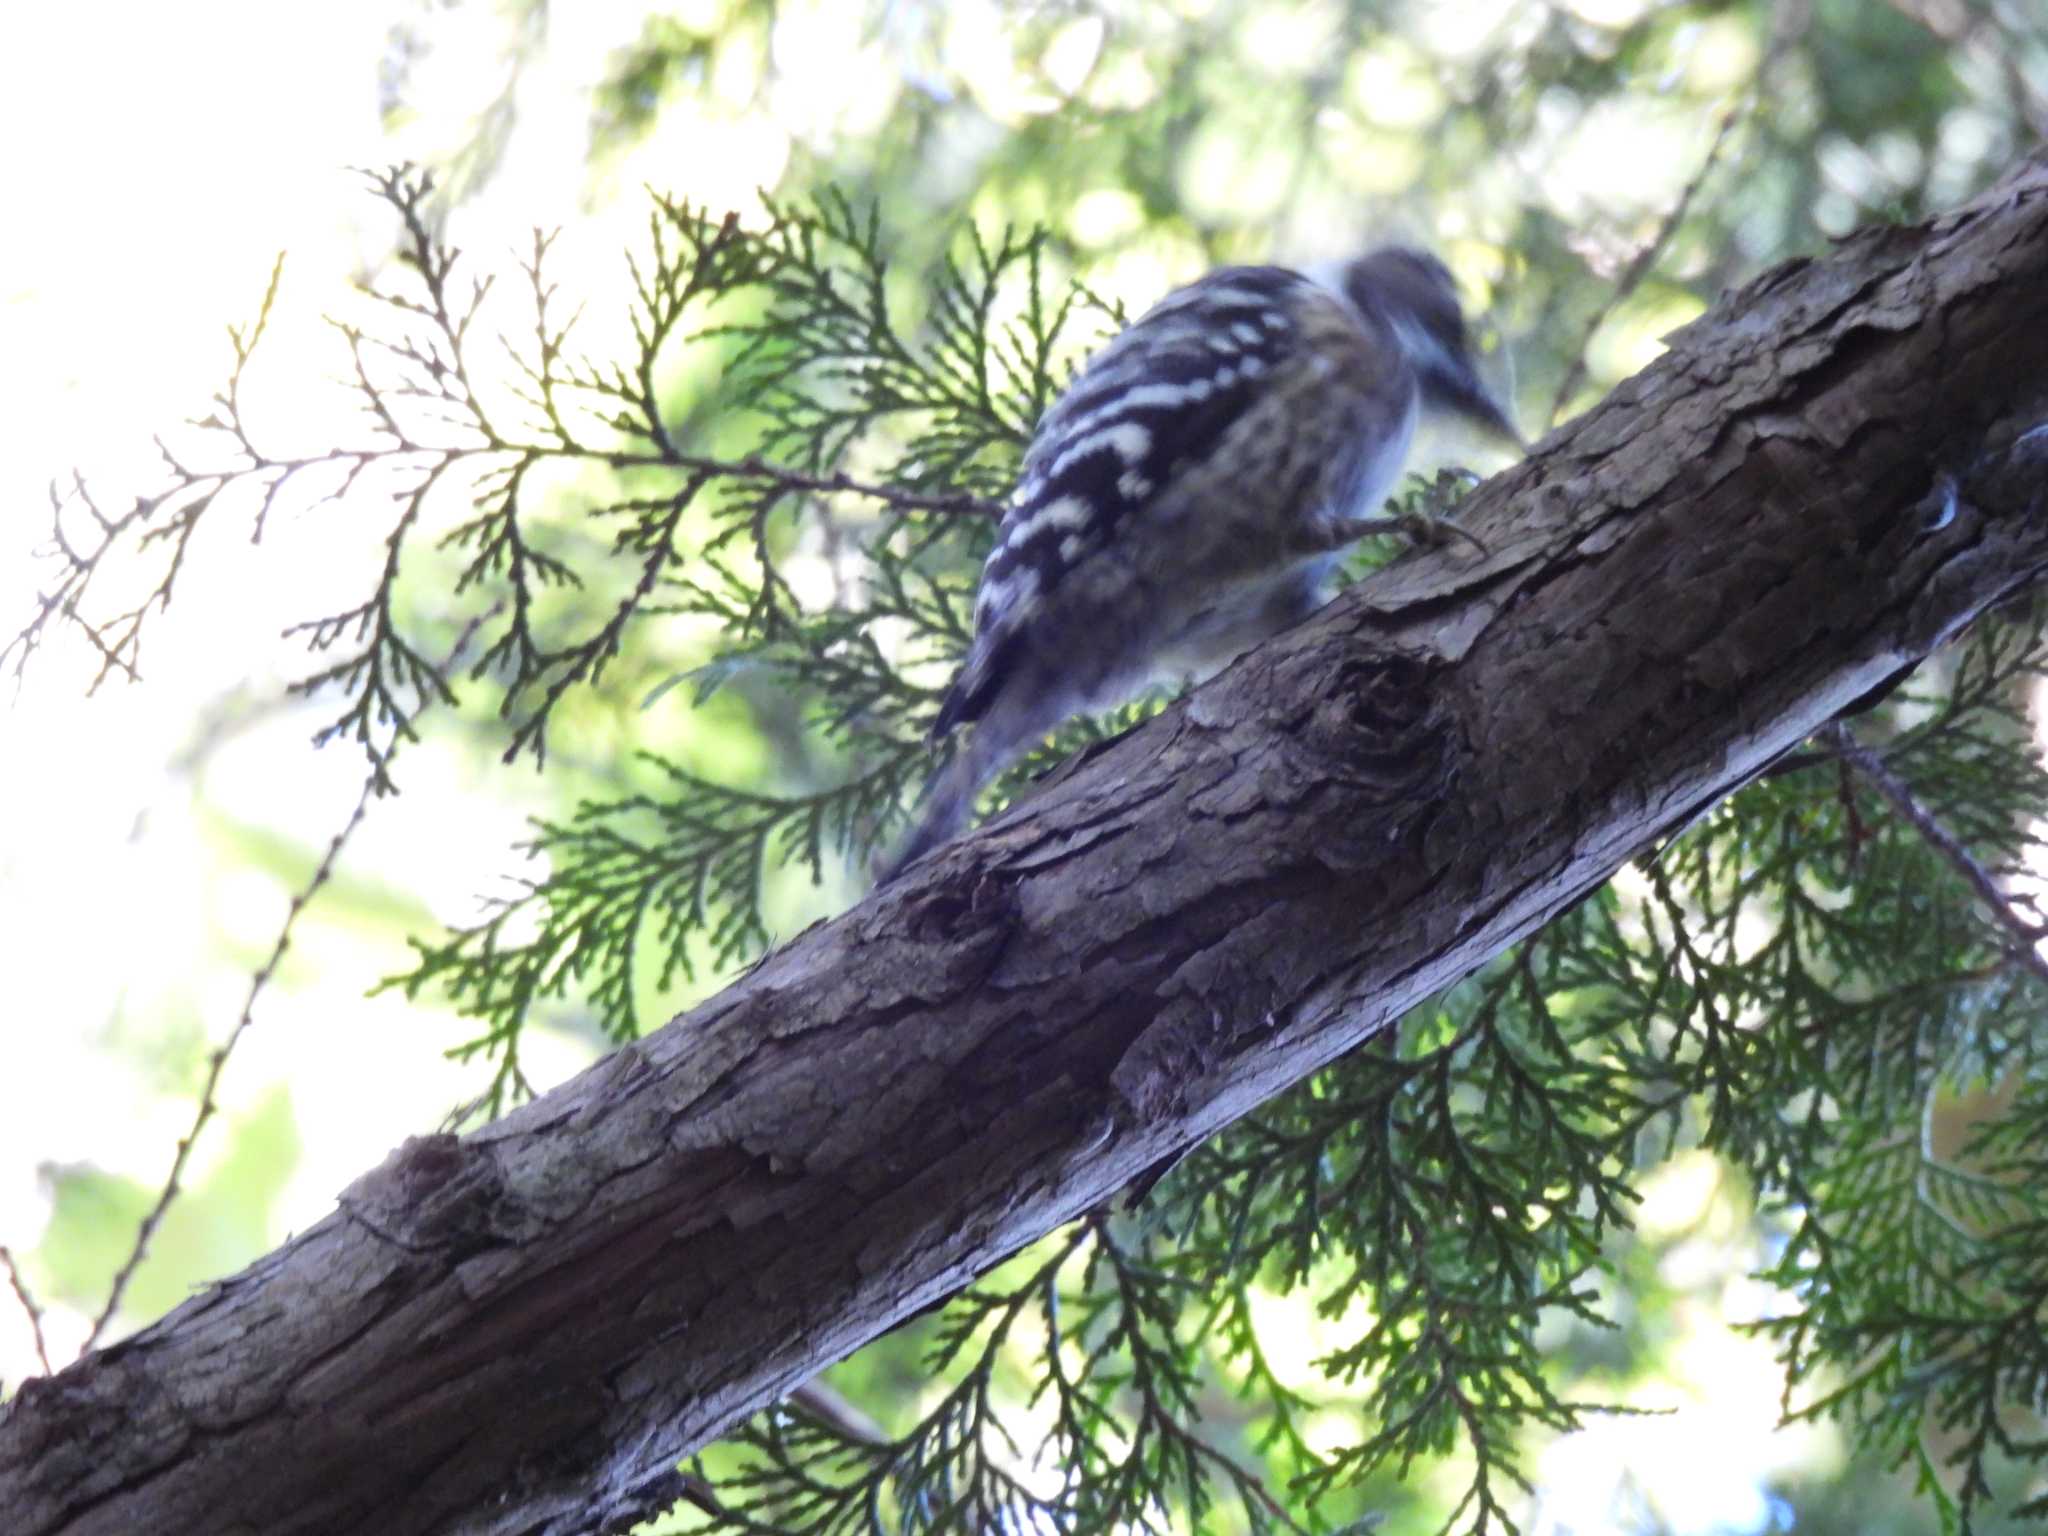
[5,154,2048,1536]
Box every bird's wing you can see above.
[934,265,1323,737]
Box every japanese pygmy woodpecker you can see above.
[879,247,1520,882]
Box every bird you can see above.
[877,246,1520,883]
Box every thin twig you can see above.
[1548,101,1745,427]
[1824,722,2048,987]
[1,1245,54,1375]
[786,1379,889,1445]
[84,609,497,1349]
[84,773,381,1350]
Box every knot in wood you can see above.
[1306,651,1449,797]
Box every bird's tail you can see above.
[874,684,1067,885]
[872,745,985,885]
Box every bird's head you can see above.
[1341,247,1524,449]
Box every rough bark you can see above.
[5,154,2048,1536]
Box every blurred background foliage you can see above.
[3,0,2047,1533]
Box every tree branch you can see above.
[1823,720,2048,986]
[4,152,2047,1536]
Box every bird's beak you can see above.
[1444,368,1528,453]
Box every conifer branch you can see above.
[1824,721,2048,986]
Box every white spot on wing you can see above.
[1191,281,1294,310]
[988,566,1042,618]
[1046,420,1154,481]
[1037,494,1095,529]
[974,575,1005,624]
[1084,380,1222,417]
[1005,493,1096,547]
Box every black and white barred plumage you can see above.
[880,247,1518,881]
